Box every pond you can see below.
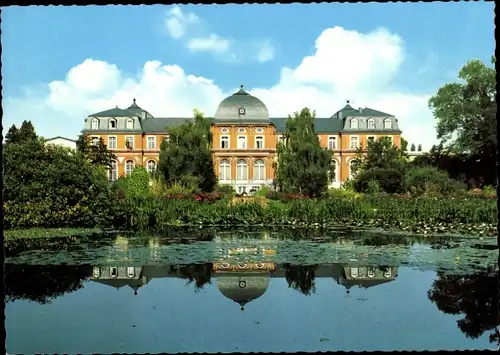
[5,229,499,353]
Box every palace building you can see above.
[81,85,402,190]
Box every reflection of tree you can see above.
[283,264,318,295]
[5,264,92,304]
[174,263,213,292]
[427,267,499,344]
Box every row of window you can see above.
[108,160,157,181]
[91,118,135,130]
[329,135,393,150]
[350,267,392,278]
[350,118,392,130]
[219,159,266,181]
[91,136,158,150]
[220,127,264,134]
[220,135,265,149]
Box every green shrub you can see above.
[404,166,464,197]
[111,176,129,199]
[256,185,271,197]
[216,184,235,197]
[354,167,405,194]
[128,166,151,198]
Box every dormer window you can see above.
[109,119,117,129]
[126,118,134,130]
[350,118,359,129]
[238,107,246,115]
[91,118,99,130]
[384,119,392,129]
[367,119,375,129]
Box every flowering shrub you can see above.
[265,191,309,202]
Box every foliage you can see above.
[353,167,405,194]
[216,184,236,198]
[5,121,38,144]
[158,110,217,192]
[275,108,335,197]
[76,133,116,168]
[410,143,416,152]
[428,57,496,186]
[127,166,151,198]
[404,166,464,197]
[4,124,113,229]
[111,176,130,199]
[352,136,408,176]
[255,185,271,197]
[428,267,499,344]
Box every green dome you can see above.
[214,85,270,122]
[215,272,270,309]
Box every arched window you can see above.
[350,118,358,129]
[331,159,337,182]
[253,159,265,181]
[219,159,231,181]
[125,160,135,177]
[126,118,134,130]
[109,160,118,181]
[349,159,358,179]
[367,119,375,129]
[147,160,156,174]
[109,119,117,129]
[91,118,99,129]
[236,159,248,180]
[384,119,392,129]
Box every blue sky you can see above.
[2,3,495,148]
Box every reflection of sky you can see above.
[6,267,493,353]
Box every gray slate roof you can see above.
[214,86,270,121]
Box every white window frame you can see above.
[108,119,117,130]
[328,136,337,150]
[350,267,359,278]
[367,136,376,144]
[349,136,359,149]
[108,136,117,149]
[110,267,118,278]
[253,159,265,181]
[91,118,99,130]
[367,267,376,278]
[256,127,264,133]
[125,136,134,149]
[255,136,264,149]
[332,159,338,182]
[350,118,359,129]
[384,118,392,129]
[237,136,247,149]
[383,268,392,278]
[147,160,156,174]
[221,127,229,133]
[367,118,375,129]
[109,160,118,181]
[237,128,246,133]
[126,267,135,278]
[220,136,229,149]
[349,159,358,179]
[219,159,231,181]
[147,136,156,150]
[236,159,248,181]
[126,118,134,130]
[125,160,135,177]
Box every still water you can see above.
[5,229,499,353]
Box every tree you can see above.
[4,131,113,229]
[352,136,408,175]
[410,143,416,152]
[5,121,37,144]
[76,134,116,168]
[428,267,499,344]
[158,110,217,192]
[417,144,422,152]
[428,57,496,185]
[275,108,334,197]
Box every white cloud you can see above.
[163,5,274,63]
[256,40,276,63]
[187,34,231,54]
[164,5,199,39]
[3,26,440,150]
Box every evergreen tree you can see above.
[76,134,116,168]
[417,144,422,152]
[410,143,416,152]
[275,108,334,197]
[5,121,37,145]
[158,110,217,192]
